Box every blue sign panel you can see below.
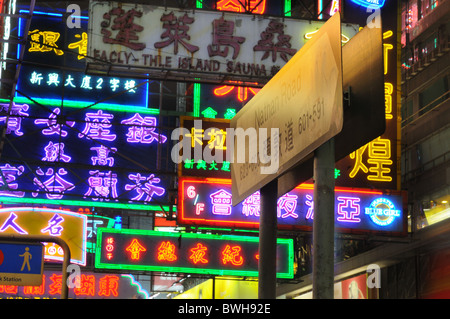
[16,10,149,110]
[0,242,44,286]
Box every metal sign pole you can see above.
[258,179,278,299]
[312,138,336,299]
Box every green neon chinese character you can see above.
[201,107,218,119]
[221,161,231,172]
[184,159,195,169]
[334,168,341,179]
[196,160,207,170]
[224,108,236,120]
[209,161,218,170]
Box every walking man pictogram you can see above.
[19,247,32,272]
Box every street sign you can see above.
[0,242,44,286]
[230,13,343,205]
[277,23,385,197]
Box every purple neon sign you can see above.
[0,103,170,205]
[179,178,407,235]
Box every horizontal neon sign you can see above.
[178,178,406,234]
[95,228,294,278]
[351,0,386,9]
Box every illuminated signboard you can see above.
[334,0,400,190]
[0,271,149,299]
[178,178,406,235]
[95,228,294,278]
[86,2,359,86]
[0,207,87,265]
[178,117,231,178]
[16,10,149,111]
[351,0,386,9]
[0,101,172,210]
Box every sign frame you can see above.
[95,228,294,279]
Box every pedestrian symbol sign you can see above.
[0,242,44,286]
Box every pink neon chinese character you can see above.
[42,142,71,162]
[125,173,166,202]
[305,194,314,220]
[41,214,64,236]
[154,12,199,55]
[242,191,260,217]
[34,107,75,137]
[0,213,28,234]
[90,145,117,167]
[336,196,361,223]
[210,189,233,215]
[0,102,29,136]
[33,168,75,199]
[0,163,25,197]
[84,170,118,200]
[277,193,298,219]
[120,113,167,144]
[78,110,116,141]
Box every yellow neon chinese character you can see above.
[367,137,392,182]
[385,82,393,119]
[383,30,393,75]
[68,32,88,60]
[349,144,369,178]
[206,128,227,150]
[185,127,204,147]
[28,30,64,55]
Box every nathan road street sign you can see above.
[230,13,344,206]
[277,23,385,197]
[0,242,44,286]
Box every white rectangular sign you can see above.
[87,2,358,85]
[230,13,344,205]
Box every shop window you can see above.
[419,76,449,115]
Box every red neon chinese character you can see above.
[98,275,119,297]
[189,243,209,264]
[154,12,199,55]
[74,274,96,297]
[216,0,266,14]
[23,275,45,295]
[48,273,62,295]
[157,241,177,262]
[222,245,244,266]
[0,285,18,294]
[101,7,146,50]
[126,239,147,260]
[213,81,261,102]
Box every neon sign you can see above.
[95,228,294,278]
[0,271,149,299]
[0,207,87,265]
[178,178,406,235]
[17,10,150,112]
[365,198,401,226]
[351,0,386,9]
[0,101,170,209]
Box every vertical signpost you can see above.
[231,13,344,299]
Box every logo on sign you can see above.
[365,198,400,226]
